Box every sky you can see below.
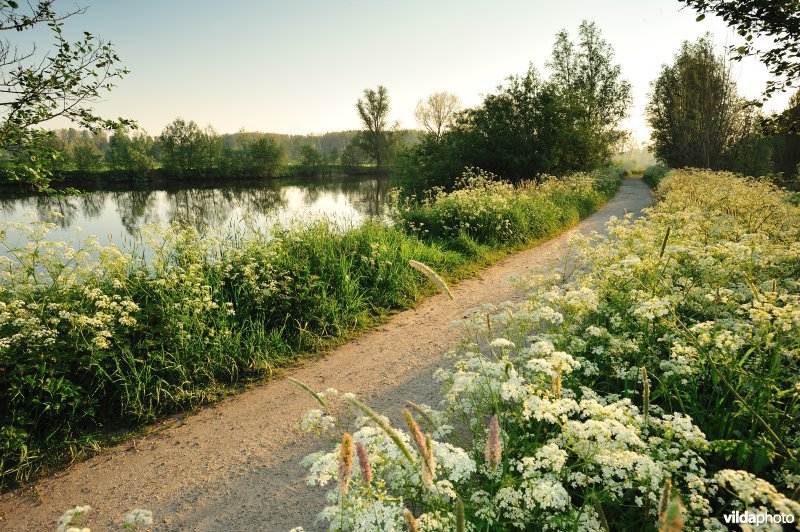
[25,0,793,144]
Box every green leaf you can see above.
[696,14,705,21]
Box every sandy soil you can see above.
[1,178,652,531]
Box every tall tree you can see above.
[159,118,204,177]
[547,21,632,169]
[355,85,392,169]
[647,35,749,168]
[0,0,132,190]
[414,92,461,141]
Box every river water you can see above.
[0,176,394,254]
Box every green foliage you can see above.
[642,164,669,188]
[395,21,630,194]
[70,144,102,173]
[0,1,133,190]
[548,21,632,169]
[241,137,284,177]
[158,120,285,179]
[0,168,621,488]
[398,167,623,248]
[298,144,324,176]
[679,0,800,104]
[340,141,368,174]
[106,129,156,180]
[158,118,205,177]
[647,35,751,169]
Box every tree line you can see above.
[646,34,800,182]
[27,124,422,183]
[388,21,633,194]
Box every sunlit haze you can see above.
[42,0,792,143]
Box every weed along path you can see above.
[1,179,652,531]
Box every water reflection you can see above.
[0,176,394,251]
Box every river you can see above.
[0,176,395,254]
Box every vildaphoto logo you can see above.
[723,510,795,526]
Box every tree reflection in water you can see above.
[0,176,393,249]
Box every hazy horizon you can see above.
[30,0,793,143]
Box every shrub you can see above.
[642,164,669,188]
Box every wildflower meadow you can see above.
[295,169,800,531]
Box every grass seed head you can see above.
[338,433,354,494]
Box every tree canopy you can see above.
[647,35,749,169]
[394,21,631,193]
[414,92,461,141]
[0,0,132,190]
[679,1,800,99]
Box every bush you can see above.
[642,164,669,188]
[398,166,622,248]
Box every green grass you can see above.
[0,166,624,488]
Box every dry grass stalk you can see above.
[485,414,503,470]
[408,259,454,300]
[404,509,419,532]
[344,395,416,466]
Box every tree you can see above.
[298,144,324,176]
[71,142,101,172]
[159,118,204,177]
[107,128,155,179]
[414,92,461,141]
[547,21,632,169]
[197,125,223,176]
[340,141,366,174]
[0,0,132,190]
[679,1,799,100]
[647,35,750,168]
[355,85,393,169]
[243,137,284,177]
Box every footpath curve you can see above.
[1,178,652,531]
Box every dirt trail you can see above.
[2,178,652,532]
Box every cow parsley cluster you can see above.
[298,170,800,530]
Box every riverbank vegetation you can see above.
[3,126,417,189]
[0,166,623,488]
[297,169,800,530]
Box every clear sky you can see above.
[34,0,792,143]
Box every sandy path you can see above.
[2,178,652,531]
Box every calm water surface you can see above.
[0,176,394,254]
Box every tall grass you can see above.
[0,166,623,487]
